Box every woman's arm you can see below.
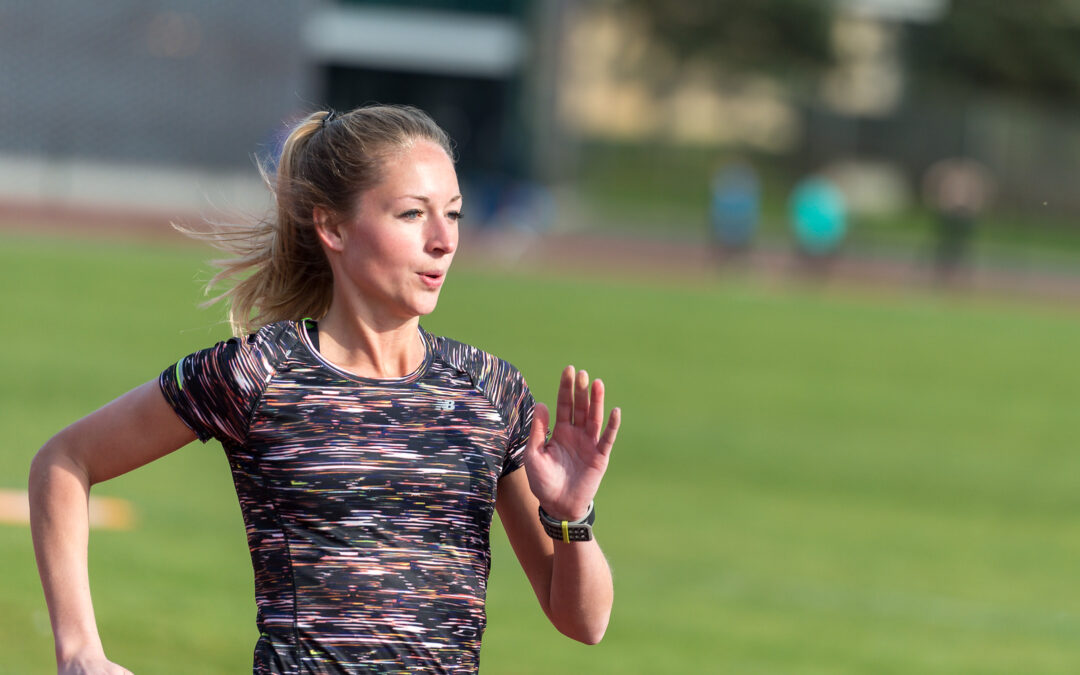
[29,380,197,673]
[497,471,613,643]
[496,365,621,644]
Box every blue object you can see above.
[790,177,847,255]
[709,164,760,248]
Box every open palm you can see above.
[524,365,621,522]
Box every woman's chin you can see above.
[408,295,442,318]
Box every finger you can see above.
[585,378,605,440]
[573,368,590,427]
[555,365,575,427]
[597,407,621,456]
[526,402,551,457]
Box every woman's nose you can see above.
[426,215,457,256]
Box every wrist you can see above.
[538,502,591,522]
[54,629,105,664]
[57,646,108,672]
[538,501,596,543]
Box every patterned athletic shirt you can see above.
[158,319,534,674]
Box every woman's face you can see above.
[331,139,461,323]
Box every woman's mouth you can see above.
[419,271,445,289]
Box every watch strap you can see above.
[538,502,595,543]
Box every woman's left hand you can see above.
[524,365,621,521]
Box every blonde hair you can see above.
[182,104,454,336]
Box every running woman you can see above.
[29,105,620,674]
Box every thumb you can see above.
[526,402,550,457]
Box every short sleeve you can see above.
[158,335,271,445]
[427,332,535,479]
[501,379,534,478]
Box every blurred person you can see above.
[790,175,848,262]
[29,105,621,675]
[922,157,994,280]
[709,160,761,257]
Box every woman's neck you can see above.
[314,301,426,379]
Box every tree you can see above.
[622,0,834,78]
[906,0,1080,104]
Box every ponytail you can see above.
[178,105,453,336]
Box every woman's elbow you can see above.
[574,626,608,646]
[556,613,610,645]
[29,433,88,495]
[29,439,58,492]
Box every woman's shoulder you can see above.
[228,319,304,350]
[428,332,515,370]
[426,332,533,426]
[214,319,306,370]
[426,332,529,390]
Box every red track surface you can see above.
[4,197,1080,306]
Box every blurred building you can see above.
[803,0,1080,215]
[0,0,553,215]
[555,0,1080,219]
[0,1,308,168]
[557,6,800,152]
[312,0,548,183]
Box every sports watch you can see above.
[538,502,595,543]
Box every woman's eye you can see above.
[399,209,423,220]
[447,211,464,222]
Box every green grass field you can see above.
[4,231,1080,674]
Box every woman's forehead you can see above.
[382,143,456,183]
[357,141,459,206]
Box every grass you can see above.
[4,230,1080,673]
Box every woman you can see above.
[29,105,620,674]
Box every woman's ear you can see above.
[313,206,345,253]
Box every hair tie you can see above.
[321,110,337,129]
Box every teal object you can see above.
[790,177,847,255]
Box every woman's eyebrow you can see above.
[400,194,462,204]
